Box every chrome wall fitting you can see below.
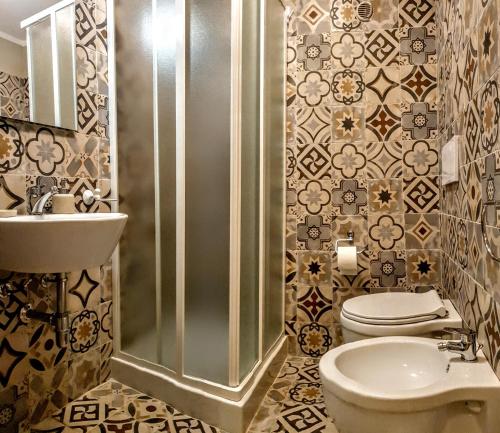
[480,205,500,262]
[334,230,367,255]
[20,273,70,348]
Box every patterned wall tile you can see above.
[364,0,398,30]
[365,141,402,178]
[331,178,367,215]
[296,71,332,106]
[297,33,332,70]
[95,0,108,55]
[331,69,366,105]
[297,215,332,250]
[0,174,26,213]
[405,213,440,249]
[75,0,96,50]
[407,249,440,285]
[331,215,368,249]
[331,251,371,290]
[402,139,439,176]
[368,214,405,250]
[364,67,401,105]
[296,107,332,144]
[297,252,333,285]
[296,142,332,179]
[477,0,499,84]
[478,75,500,157]
[365,104,402,141]
[401,102,438,140]
[401,64,437,103]
[403,176,440,213]
[368,178,403,213]
[330,0,363,32]
[296,0,332,34]
[295,180,332,216]
[331,142,367,178]
[481,151,500,226]
[331,106,365,142]
[365,29,400,66]
[400,26,437,65]
[297,286,333,324]
[399,0,435,29]
[331,32,366,68]
[370,250,407,287]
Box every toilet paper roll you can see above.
[338,246,358,275]
[52,194,75,214]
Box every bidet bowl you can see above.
[0,213,128,273]
[320,337,500,433]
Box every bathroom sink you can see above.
[0,213,128,274]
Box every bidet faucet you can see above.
[437,327,482,362]
[31,186,59,215]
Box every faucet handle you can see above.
[442,327,476,337]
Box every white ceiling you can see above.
[0,0,61,43]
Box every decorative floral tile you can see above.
[69,309,100,355]
[99,139,111,180]
[99,301,113,346]
[405,213,440,249]
[403,176,440,213]
[296,142,332,180]
[331,105,365,142]
[399,0,435,28]
[287,75,297,108]
[368,214,405,250]
[331,32,366,68]
[402,139,439,176]
[77,90,98,136]
[297,251,332,285]
[401,102,438,140]
[296,180,332,216]
[296,106,332,144]
[366,141,402,178]
[287,216,298,251]
[76,45,97,93]
[296,71,332,107]
[296,33,332,70]
[0,120,24,174]
[24,126,68,177]
[100,343,112,382]
[368,178,403,213]
[400,64,437,103]
[466,161,482,223]
[400,26,437,65]
[364,0,398,30]
[53,396,115,429]
[331,69,365,105]
[296,322,333,357]
[370,250,407,287]
[95,0,108,55]
[297,286,333,324]
[96,52,108,96]
[286,250,297,285]
[364,67,401,105]
[365,29,400,67]
[464,96,481,163]
[29,323,68,374]
[330,0,362,32]
[331,178,367,215]
[331,142,367,178]
[285,284,298,324]
[406,249,441,285]
[467,221,485,287]
[0,332,29,392]
[365,104,402,141]
[297,215,332,250]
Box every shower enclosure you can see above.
[111,0,287,430]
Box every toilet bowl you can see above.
[340,291,462,342]
[319,337,500,433]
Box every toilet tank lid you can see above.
[342,290,447,320]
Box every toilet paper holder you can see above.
[335,231,367,255]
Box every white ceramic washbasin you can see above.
[0,213,127,274]
[320,337,500,433]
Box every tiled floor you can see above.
[31,356,338,433]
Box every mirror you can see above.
[0,0,77,130]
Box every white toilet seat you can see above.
[342,290,447,325]
[341,299,463,338]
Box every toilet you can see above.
[340,290,462,343]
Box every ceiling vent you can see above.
[357,1,373,22]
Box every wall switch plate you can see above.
[442,136,459,186]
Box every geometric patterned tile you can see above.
[399,0,435,28]
[405,213,440,249]
[365,29,400,67]
[400,26,437,65]
[403,176,440,213]
[366,141,403,178]
[402,140,439,176]
[406,249,441,285]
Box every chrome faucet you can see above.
[437,327,482,362]
[31,186,59,215]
